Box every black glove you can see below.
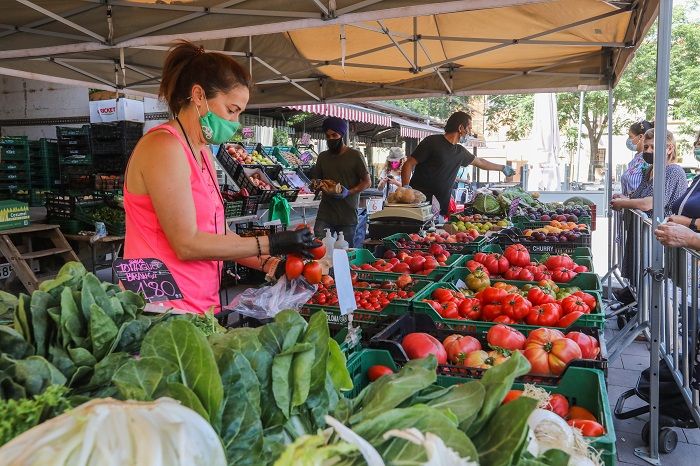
[269,228,316,258]
[273,259,287,279]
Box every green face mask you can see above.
[694,147,700,162]
[197,100,240,144]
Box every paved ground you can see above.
[594,218,700,465]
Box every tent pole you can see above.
[635,0,673,464]
[606,85,614,299]
[576,91,585,183]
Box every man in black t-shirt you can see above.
[401,111,515,215]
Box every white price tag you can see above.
[366,198,383,214]
[332,249,357,315]
[431,195,441,217]
[456,279,466,290]
[0,262,12,280]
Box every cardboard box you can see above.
[89,98,145,123]
[0,200,30,230]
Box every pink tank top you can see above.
[123,123,225,314]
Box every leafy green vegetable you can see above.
[0,385,73,446]
[272,433,356,466]
[474,192,502,214]
[113,357,175,401]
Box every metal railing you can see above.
[607,208,700,463]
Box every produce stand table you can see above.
[64,233,124,282]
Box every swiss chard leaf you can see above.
[39,262,86,294]
[0,326,33,359]
[13,295,31,344]
[88,304,118,360]
[110,315,152,354]
[425,381,485,429]
[217,349,264,466]
[11,356,66,396]
[67,347,96,368]
[60,288,86,349]
[82,273,121,322]
[112,356,175,401]
[47,346,76,381]
[259,310,307,356]
[271,342,313,418]
[302,311,330,396]
[29,291,51,357]
[82,352,131,393]
[141,319,223,421]
[157,381,209,421]
[350,356,437,424]
[327,338,353,392]
[473,395,538,466]
[467,351,531,437]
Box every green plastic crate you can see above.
[512,215,593,229]
[442,267,602,292]
[345,348,398,398]
[411,281,605,331]
[349,248,466,281]
[483,244,593,258]
[383,232,489,255]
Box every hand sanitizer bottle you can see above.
[335,231,349,250]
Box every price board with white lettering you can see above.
[113,258,183,303]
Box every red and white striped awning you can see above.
[286,103,392,127]
[391,116,443,141]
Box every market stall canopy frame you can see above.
[0,0,658,105]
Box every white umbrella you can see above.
[528,93,562,191]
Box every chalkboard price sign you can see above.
[113,258,183,303]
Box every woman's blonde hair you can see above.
[644,128,677,163]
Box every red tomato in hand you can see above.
[309,242,326,260]
[443,335,482,364]
[368,365,394,381]
[565,331,600,358]
[504,244,531,267]
[285,255,304,279]
[567,419,605,437]
[525,303,562,327]
[402,333,447,364]
[501,294,532,321]
[546,393,570,418]
[487,324,526,351]
[524,334,581,375]
[302,261,322,284]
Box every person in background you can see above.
[610,128,687,217]
[401,111,515,215]
[377,147,405,198]
[123,41,316,313]
[619,120,654,197]
[656,130,700,248]
[310,117,371,244]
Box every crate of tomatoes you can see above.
[369,313,606,384]
[465,244,596,278]
[349,247,466,281]
[383,231,488,255]
[412,279,604,331]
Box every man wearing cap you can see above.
[401,111,516,215]
[310,117,371,243]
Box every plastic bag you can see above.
[223,276,317,320]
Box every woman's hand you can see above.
[390,178,402,187]
[610,197,628,211]
[665,215,692,227]
[268,227,317,257]
[655,222,698,248]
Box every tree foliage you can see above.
[387,96,473,121]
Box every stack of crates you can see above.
[0,136,31,203]
[90,121,143,175]
[28,139,60,206]
[57,125,93,191]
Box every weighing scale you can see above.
[367,202,436,239]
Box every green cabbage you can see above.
[473,193,501,214]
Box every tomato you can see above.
[538,279,559,291]
[483,254,510,275]
[443,335,482,364]
[492,282,519,294]
[395,273,413,289]
[466,260,490,277]
[551,267,578,283]
[302,261,322,284]
[464,350,508,369]
[473,252,489,264]
[432,287,455,304]
[504,244,531,267]
[517,268,535,281]
[466,269,491,292]
[479,286,508,304]
[481,304,504,321]
[442,302,460,319]
[573,265,588,273]
[568,405,598,422]
[565,331,600,359]
[557,311,584,328]
[458,298,481,320]
[368,365,394,381]
[309,243,326,260]
[285,255,304,279]
[487,324,526,351]
[402,332,447,364]
[503,266,523,280]
[501,294,532,321]
[493,315,515,324]
[525,303,562,327]
[524,334,582,375]
[573,291,596,310]
[392,262,411,274]
[503,389,523,404]
[544,255,576,270]
[527,287,556,305]
[546,393,570,418]
[320,275,334,287]
[567,419,605,437]
[560,295,591,315]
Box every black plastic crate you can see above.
[93,154,128,173]
[215,143,261,179]
[0,160,29,171]
[94,174,123,191]
[90,121,143,140]
[235,221,285,237]
[268,170,300,202]
[45,192,103,213]
[233,166,277,204]
[369,313,607,385]
[222,183,260,216]
[56,125,90,138]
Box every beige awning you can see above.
[0,1,658,105]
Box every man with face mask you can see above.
[310,117,371,243]
[401,111,515,215]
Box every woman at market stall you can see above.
[618,120,653,197]
[377,147,405,198]
[123,41,317,313]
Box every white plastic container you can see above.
[334,231,349,250]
